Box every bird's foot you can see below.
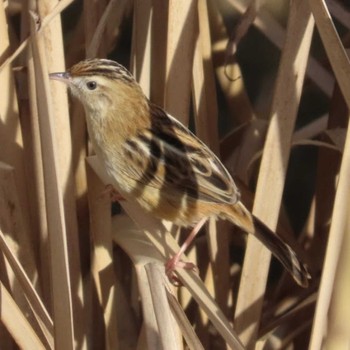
[165,256,198,286]
[101,184,125,202]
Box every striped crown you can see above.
[68,58,135,83]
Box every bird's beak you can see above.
[49,72,71,83]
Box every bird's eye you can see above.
[86,81,97,90]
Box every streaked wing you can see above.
[122,104,240,204]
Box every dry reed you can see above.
[0,0,349,349]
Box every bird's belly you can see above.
[91,143,212,227]
[130,186,213,227]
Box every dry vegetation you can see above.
[1,0,350,349]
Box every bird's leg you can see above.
[101,184,126,202]
[166,217,207,283]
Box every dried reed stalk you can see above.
[131,0,152,96]
[29,8,75,349]
[2,0,348,348]
[192,0,231,319]
[165,0,197,122]
[234,0,314,346]
[0,282,45,350]
[308,0,350,108]
[38,0,85,345]
[86,163,119,349]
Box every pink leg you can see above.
[101,184,126,202]
[166,217,207,284]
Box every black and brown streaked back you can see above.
[68,58,135,83]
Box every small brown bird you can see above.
[50,59,310,287]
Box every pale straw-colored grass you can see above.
[1,0,349,349]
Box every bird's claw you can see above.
[101,184,125,202]
[165,258,199,286]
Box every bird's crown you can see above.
[69,58,135,84]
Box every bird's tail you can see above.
[222,202,311,288]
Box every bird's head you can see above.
[49,59,145,118]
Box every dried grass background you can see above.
[0,0,350,349]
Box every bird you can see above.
[49,58,310,287]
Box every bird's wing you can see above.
[121,104,240,204]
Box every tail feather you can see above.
[252,216,311,288]
[223,202,311,287]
